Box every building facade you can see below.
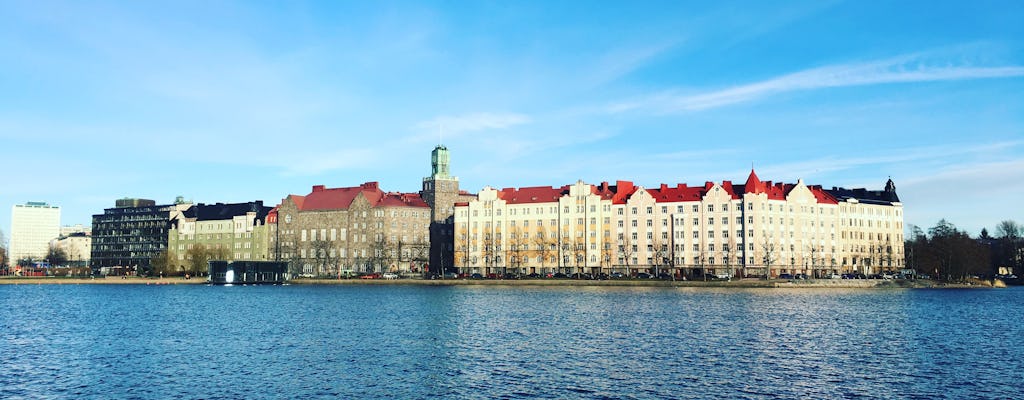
[52,231,92,267]
[270,182,433,277]
[90,198,190,274]
[167,201,274,272]
[454,171,904,278]
[421,145,477,275]
[9,201,61,266]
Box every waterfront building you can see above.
[8,201,61,266]
[167,201,274,272]
[52,231,92,267]
[420,145,477,275]
[90,198,191,274]
[453,170,903,278]
[60,224,91,237]
[270,182,433,277]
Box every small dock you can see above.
[208,261,288,285]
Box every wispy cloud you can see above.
[610,53,1024,113]
[410,112,531,142]
[746,140,1024,183]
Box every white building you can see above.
[9,202,61,266]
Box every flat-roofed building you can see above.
[9,201,61,266]
[90,198,191,275]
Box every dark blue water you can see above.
[1,284,1021,399]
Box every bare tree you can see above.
[46,244,69,267]
[572,235,586,275]
[0,228,9,270]
[185,245,228,277]
[652,239,668,277]
[507,228,527,276]
[370,237,389,274]
[150,250,172,277]
[455,226,469,275]
[761,236,777,279]
[482,233,496,275]
[310,239,338,277]
[617,234,636,276]
[533,229,556,274]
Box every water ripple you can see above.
[1,285,1022,399]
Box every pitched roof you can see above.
[459,170,895,208]
[183,201,273,222]
[289,182,428,211]
[495,186,566,204]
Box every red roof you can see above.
[496,186,565,204]
[474,170,837,206]
[289,182,427,211]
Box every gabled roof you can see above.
[459,170,881,207]
[289,182,428,211]
[495,186,566,204]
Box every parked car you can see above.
[610,272,626,279]
[360,273,381,279]
[635,272,652,279]
[714,273,731,280]
[470,273,483,279]
[382,272,399,280]
[778,273,794,280]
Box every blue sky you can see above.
[1,0,1022,240]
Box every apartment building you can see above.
[453,170,903,278]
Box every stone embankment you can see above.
[0,276,207,285]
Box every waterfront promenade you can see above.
[0,275,991,288]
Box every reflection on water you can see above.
[1,285,1021,399]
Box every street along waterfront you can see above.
[1,284,1021,399]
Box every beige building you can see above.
[270,182,433,277]
[52,230,91,267]
[168,201,273,273]
[454,170,903,278]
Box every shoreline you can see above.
[0,276,998,289]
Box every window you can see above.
[692,205,699,213]
[708,218,714,225]
[708,205,714,212]
[646,207,653,214]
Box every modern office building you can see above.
[453,170,904,278]
[90,198,190,274]
[9,201,61,266]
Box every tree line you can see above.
[905,219,1021,281]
